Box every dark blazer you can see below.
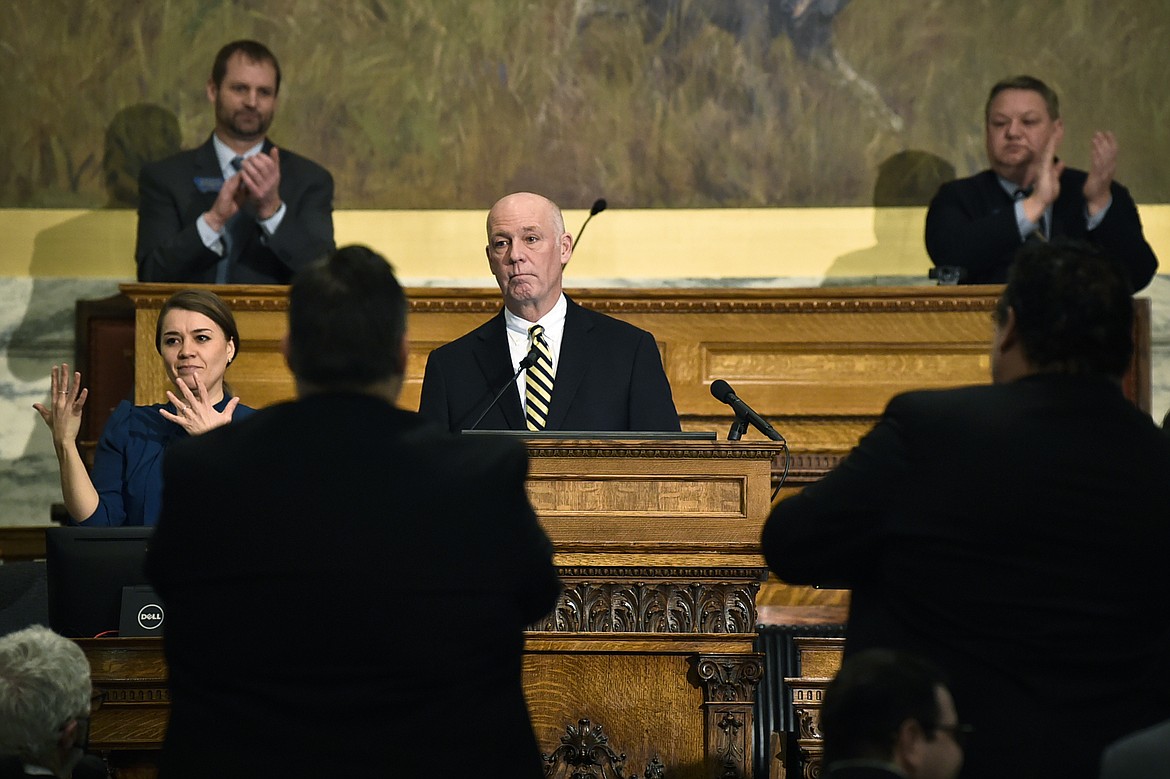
[825,766,906,779]
[1100,718,1170,779]
[762,374,1170,779]
[82,397,254,527]
[136,136,335,283]
[145,393,561,779]
[925,168,1158,289]
[418,297,681,433]
[0,755,107,778]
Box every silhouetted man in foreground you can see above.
[147,246,560,778]
[764,240,1170,779]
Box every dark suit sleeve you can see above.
[495,443,561,622]
[418,349,453,432]
[144,437,196,595]
[136,161,221,282]
[1091,182,1158,291]
[78,401,135,526]
[924,178,1023,278]
[260,157,335,277]
[761,394,912,587]
[629,329,681,432]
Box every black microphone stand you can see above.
[574,198,607,251]
[726,414,749,441]
[466,349,539,431]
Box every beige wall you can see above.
[5,206,1170,282]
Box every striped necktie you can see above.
[215,156,246,283]
[525,324,555,431]
[1014,187,1048,241]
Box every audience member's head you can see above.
[984,74,1060,123]
[821,648,964,779]
[287,245,408,397]
[485,192,573,321]
[983,75,1063,185]
[207,40,281,147]
[992,240,1134,383]
[210,39,282,94]
[0,625,93,778]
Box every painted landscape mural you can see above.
[3,0,1168,210]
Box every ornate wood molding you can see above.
[397,286,1003,316]
[538,577,764,634]
[785,637,845,779]
[695,654,765,779]
[695,654,765,703]
[524,441,785,460]
[542,719,664,779]
[556,566,767,579]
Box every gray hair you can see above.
[0,625,91,764]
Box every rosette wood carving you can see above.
[542,719,665,779]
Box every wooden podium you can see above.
[80,438,781,779]
[523,438,780,779]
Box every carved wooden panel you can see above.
[540,568,765,634]
[523,648,711,779]
[784,637,845,779]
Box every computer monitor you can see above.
[45,526,155,638]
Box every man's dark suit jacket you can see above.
[418,297,681,433]
[762,374,1170,779]
[145,393,561,778]
[0,755,107,778]
[136,136,335,283]
[824,766,906,779]
[925,168,1158,289]
[1100,717,1170,779]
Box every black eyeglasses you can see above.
[934,722,975,749]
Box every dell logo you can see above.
[137,604,165,630]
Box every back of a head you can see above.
[0,625,90,764]
[996,240,1134,378]
[288,245,407,389]
[820,648,947,765]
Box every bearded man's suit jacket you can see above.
[135,135,334,284]
[418,297,681,433]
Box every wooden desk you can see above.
[0,527,51,561]
[81,439,780,779]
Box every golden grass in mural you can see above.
[0,0,1167,208]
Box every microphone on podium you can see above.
[466,346,541,431]
[710,379,784,442]
[573,198,607,252]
